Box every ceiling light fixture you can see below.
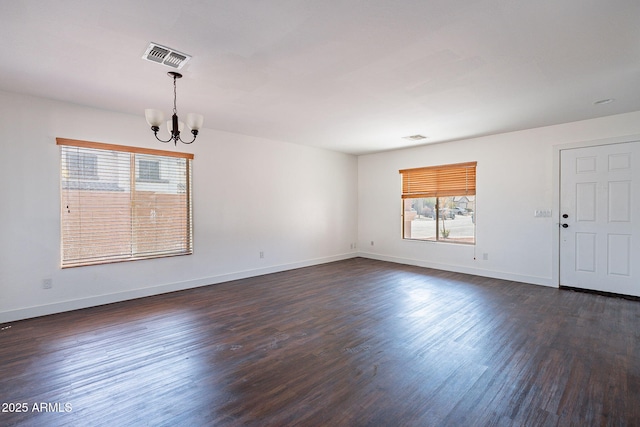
[145,72,204,145]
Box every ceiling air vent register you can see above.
[403,135,427,141]
[142,43,191,69]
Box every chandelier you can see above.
[145,72,204,145]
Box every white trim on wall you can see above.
[0,253,357,324]
[358,251,553,287]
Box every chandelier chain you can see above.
[173,75,178,115]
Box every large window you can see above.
[400,162,476,244]
[58,138,193,267]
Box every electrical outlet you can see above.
[42,279,52,289]
[371,241,374,246]
[259,251,264,259]
[482,253,489,261]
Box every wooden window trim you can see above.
[56,138,194,160]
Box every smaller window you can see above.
[400,162,476,244]
[402,196,475,243]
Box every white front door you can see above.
[559,141,640,296]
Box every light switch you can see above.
[534,209,552,218]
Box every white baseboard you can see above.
[357,251,555,288]
[1,252,554,324]
[0,253,357,324]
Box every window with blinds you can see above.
[399,162,476,244]
[58,138,193,267]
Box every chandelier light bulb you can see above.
[144,109,164,128]
[186,113,204,131]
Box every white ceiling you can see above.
[1,0,639,154]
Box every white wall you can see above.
[4,88,640,323]
[0,90,358,323]
[358,111,640,286]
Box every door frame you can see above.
[552,133,640,287]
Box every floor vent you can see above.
[142,43,191,69]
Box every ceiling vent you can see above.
[403,134,428,141]
[142,43,191,69]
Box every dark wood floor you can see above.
[1,258,639,426]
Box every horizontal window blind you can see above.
[400,162,476,198]
[57,138,193,267]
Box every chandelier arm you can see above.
[178,131,197,144]
[151,127,173,144]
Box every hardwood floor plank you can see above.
[1,258,639,426]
